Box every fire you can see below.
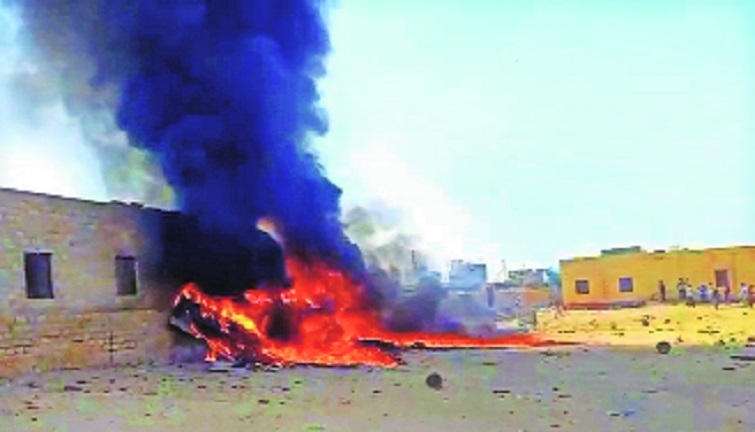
[173,255,572,368]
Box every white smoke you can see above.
[0,2,173,206]
[340,144,504,274]
[0,4,106,200]
[343,203,429,284]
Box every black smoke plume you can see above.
[16,0,364,295]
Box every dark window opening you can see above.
[24,252,54,299]
[618,277,634,293]
[575,279,590,295]
[115,255,138,296]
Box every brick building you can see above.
[0,187,180,377]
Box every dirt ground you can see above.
[2,303,755,432]
[536,302,755,347]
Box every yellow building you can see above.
[560,245,755,308]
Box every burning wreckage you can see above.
[16,0,570,369]
[168,219,567,369]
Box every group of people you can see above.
[664,278,755,309]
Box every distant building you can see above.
[507,268,549,287]
[560,245,755,309]
[447,260,487,292]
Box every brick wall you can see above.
[0,187,180,376]
[0,310,173,376]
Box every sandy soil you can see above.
[2,304,755,432]
[537,303,755,347]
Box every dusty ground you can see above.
[537,302,755,347]
[2,303,755,432]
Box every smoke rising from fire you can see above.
[15,0,364,288]
[0,2,173,205]
[343,205,427,279]
[342,204,459,334]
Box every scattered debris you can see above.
[425,372,443,390]
[607,409,636,418]
[207,361,235,373]
[730,341,755,361]
[656,341,672,355]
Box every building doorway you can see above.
[714,269,730,288]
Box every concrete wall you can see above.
[0,187,177,377]
[560,246,755,307]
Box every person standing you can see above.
[676,278,687,303]
[658,280,667,303]
[724,284,732,304]
[686,288,696,308]
[740,283,749,305]
[553,298,565,319]
[697,284,706,303]
[711,286,721,310]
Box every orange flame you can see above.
[173,255,572,368]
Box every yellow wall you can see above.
[560,246,755,306]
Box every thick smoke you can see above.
[17,0,364,294]
[343,205,454,332]
[344,205,427,282]
[1,1,172,205]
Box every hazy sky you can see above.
[0,5,108,201]
[316,0,755,269]
[0,1,753,271]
